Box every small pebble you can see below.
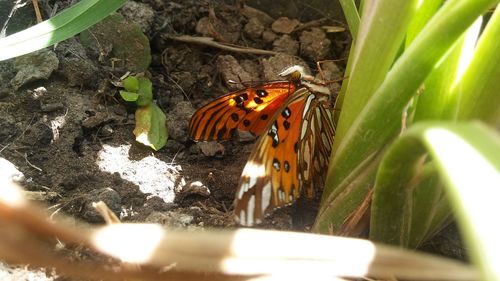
[273,35,299,55]
[271,17,300,34]
[244,18,265,39]
[197,142,225,157]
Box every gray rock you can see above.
[11,50,59,89]
[261,53,309,81]
[244,17,265,39]
[271,17,300,34]
[80,13,151,73]
[272,35,299,56]
[166,101,195,142]
[120,1,155,34]
[299,28,332,61]
[197,142,225,157]
[215,55,255,90]
[145,211,194,227]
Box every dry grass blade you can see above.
[168,35,279,56]
[0,181,477,281]
[93,201,121,224]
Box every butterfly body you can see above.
[189,65,335,226]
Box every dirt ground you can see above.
[1,0,349,232]
[0,0,464,279]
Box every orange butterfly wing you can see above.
[189,82,297,141]
[234,87,335,226]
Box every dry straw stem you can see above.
[168,35,279,56]
[0,181,477,281]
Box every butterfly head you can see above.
[278,65,311,83]
[280,65,330,95]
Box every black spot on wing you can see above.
[283,120,290,130]
[253,97,263,104]
[231,113,239,122]
[284,161,290,172]
[273,158,280,171]
[281,107,291,119]
[256,89,268,97]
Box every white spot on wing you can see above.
[248,177,256,191]
[261,182,272,213]
[302,95,315,118]
[237,183,247,199]
[239,161,266,199]
[247,195,255,226]
[273,134,279,144]
[239,210,245,225]
[301,119,309,139]
[279,189,285,203]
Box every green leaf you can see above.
[123,76,139,92]
[136,77,153,107]
[454,6,500,124]
[133,104,168,151]
[370,121,500,280]
[339,0,360,39]
[405,0,444,47]
[0,0,127,61]
[332,0,418,147]
[119,91,139,102]
[316,0,421,233]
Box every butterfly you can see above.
[189,65,336,226]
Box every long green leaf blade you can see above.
[339,0,360,39]
[454,5,500,124]
[331,0,418,151]
[0,0,127,61]
[405,0,444,46]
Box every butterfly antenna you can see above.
[316,60,349,83]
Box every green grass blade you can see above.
[454,5,500,124]
[370,122,500,280]
[0,0,127,61]
[405,0,444,46]
[407,162,450,247]
[339,0,360,39]
[334,0,360,123]
[412,17,481,122]
[331,0,418,152]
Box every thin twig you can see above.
[24,152,42,172]
[32,0,43,23]
[166,75,191,104]
[0,116,35,154]
[293,18,330,33]
[1,0,27,38]
[168,35,279,56]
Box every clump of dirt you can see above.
[0,0,349,238]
